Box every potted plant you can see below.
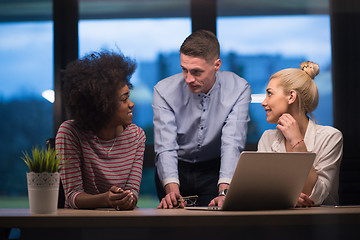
[22,146,61,214]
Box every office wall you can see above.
[330,0,360,204]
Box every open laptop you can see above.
[185,151,316,211]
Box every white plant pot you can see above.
[26,172,60,214]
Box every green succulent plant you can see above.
[22,146,61,173]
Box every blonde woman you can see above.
[258,61,343,207]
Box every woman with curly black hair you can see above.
[55,50,146,210]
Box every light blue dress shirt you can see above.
[153,71,251,186]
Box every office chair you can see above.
[46,138,65,208]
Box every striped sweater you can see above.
[55,120,146,208]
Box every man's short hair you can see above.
[180,29,220,63]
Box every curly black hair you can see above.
[62,50,136,133]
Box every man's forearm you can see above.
[218,183,229,192]
[164,182,181,195]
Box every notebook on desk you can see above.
[185,151,316,211]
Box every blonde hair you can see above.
[270,61,319,117]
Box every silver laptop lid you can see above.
[222,151,316,211]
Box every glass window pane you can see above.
[0,22,53,99]
[79,18,191,144]
[79,18,191,207]
[217,15,332,142]
[0,21,53,205]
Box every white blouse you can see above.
[258,119,343,205]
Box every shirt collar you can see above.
[271,130,285,152]
[303,119,316,152]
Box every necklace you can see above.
[96,137,116,156]
[96,126,123,156]
[106,139,116,155]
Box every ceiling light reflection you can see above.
[42,89,54,103]
[251,94,265,103]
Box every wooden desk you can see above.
[1,207,360,240]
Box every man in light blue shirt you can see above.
[153,30,251,208]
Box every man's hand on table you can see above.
[158,183,185,209]
[209,183,229,207]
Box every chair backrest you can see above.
[46,138,65,208]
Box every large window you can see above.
[79,18,191,206]
[0,21,53,206]
[79,18,191,145]
[0,8,332,208]
[218,15,332,142]
[78,15,333,146]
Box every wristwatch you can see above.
[218,189,228,196]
